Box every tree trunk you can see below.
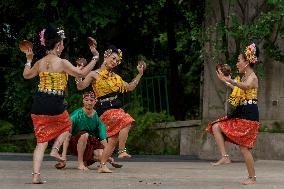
[165,0,185,120]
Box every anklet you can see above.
[118,148,127,154]
[32,172,40,175]
[223,154,229,157]
[52,147,59,151]
[248,175,256,179]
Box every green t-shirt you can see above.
[70,108,107,141]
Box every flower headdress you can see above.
[39,29,46,46]
[57,29,65,39]
[39,28,65,46]
[117,49,122,64]
[244,43,258,64]
[104,48,123,64]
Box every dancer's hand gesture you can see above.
[26,48,34,63]
[137,60,146,75]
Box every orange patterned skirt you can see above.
[31,110,72,143]
[100,108,134,137]
[206,116,259,148]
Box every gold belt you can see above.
[239,99,257,105]
[99,95,118,103]
[38,89,64,95]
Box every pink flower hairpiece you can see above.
[245,43,258,64]
[39,29,46,46]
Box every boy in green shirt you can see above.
[55,91,122,170]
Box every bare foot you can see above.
[211,156,231,166]
[77,164,89,171]
[50,148,65,162]
[32,173,45,184]
[118,151,131,159]
[240,177,256,185]
[98,164,112,173]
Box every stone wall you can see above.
[199,132,284,161]
[153,121,284,161]
[153,120,201,155]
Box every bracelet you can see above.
[231,80,238,86]
[225,82,231,86]
[132,79,138,85]
[75,78,83,84]
[92,55,99,61]
[25,62,31,67]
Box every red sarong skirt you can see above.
[100,108,134,137]
[31,110,71,143]
[206,116,259,148]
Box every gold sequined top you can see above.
[38,72,68,91]
[228,76,258,106]
[92,69,127,98]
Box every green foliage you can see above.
[0,138,36,153]
[0,119,36,153]
[0,0,205,135]
[1,67,36,133]
[0,144,18,152]
[259,122,284,133]
[126,95,175,154]
[0,120,15,138]
[205,0,284,71]
[0,0,127,133]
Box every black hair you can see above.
[106,45,119,54]
[255,46,260,58]
[43,27,62,50]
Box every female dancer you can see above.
[206,43,260,185]
[76,45,145,173]
[23,27,98,183]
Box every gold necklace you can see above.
[241,71,253,82]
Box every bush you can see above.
[0,120,15,138]
[0,144,18,152]
[259,122,284,133]
[0,119,37,152]
[126,95,175,154]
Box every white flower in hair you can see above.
[57,29,65,39]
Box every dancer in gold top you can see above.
[22,27,98,184]
[77,45,146,173]
[206,43,260,185]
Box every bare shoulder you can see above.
[61,58,70,64]
[252,72,258,88]
[34,58,45,70]
[37,57,46,64]
[252,72,258,81]
[90,69,99,78]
